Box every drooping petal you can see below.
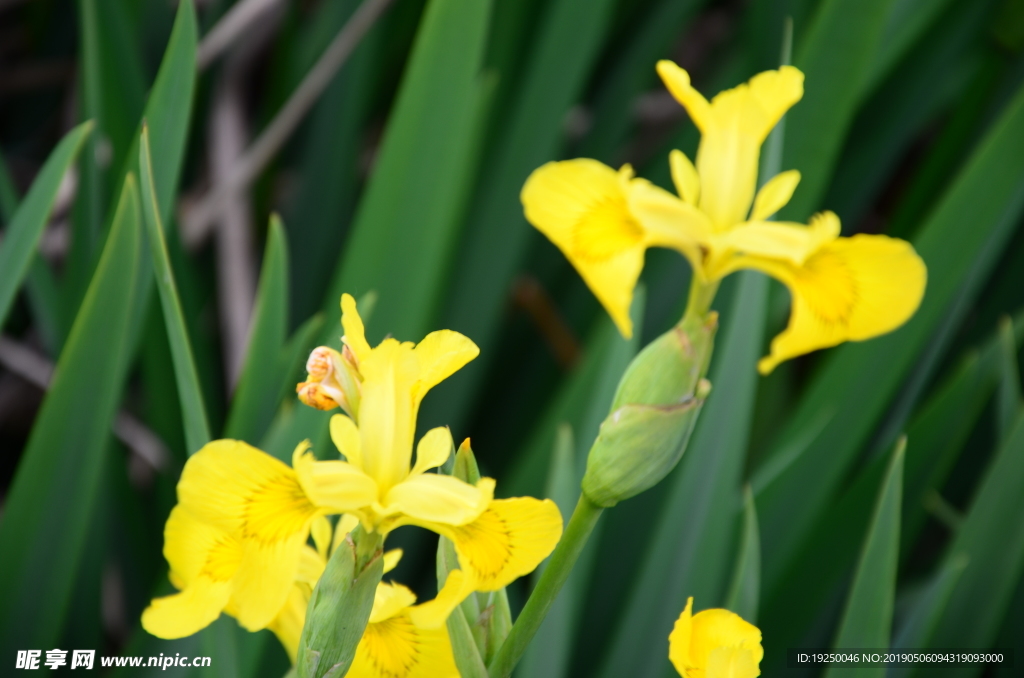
[177,440,320,540]
[383,548,404,574]
[142,576,233,639]
[330,413,363,468]
[436,497,563,591]
[521,158,648,337]
[669,149,701,206]
[382,475,494,526]
[413,331,479,402]
[231,533,312,630]
[749,170,800,221]
[706,647,762,678]
[410,426,454,477]
[341,293,372,363]
[266,584,310,663]
[689,609,763,675]
[346,610,459,678]
[293,442,378,512]
[739,233,926,373]
[407,569,471,630]
[297,545,326,586]
[142,507,240,639]
[369,582,418,624]
[668,597,694,676]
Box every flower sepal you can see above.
[297,524,383,678]
[582,311,716,507]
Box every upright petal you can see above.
[369,582,418,624]
[522,159,648,337]
[413,331,479,402]
[410,427,455,477]
[659,63,803,229]
[749,170,801,221]
[358,339,420,491]
[627,179,714,278]
[341,293,372,363]
[670,149,701,206]
[330,413,363,468]
[737,233,926,373]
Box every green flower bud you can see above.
[581,312,717,507]
[297,525,383,678]
[438,440,513,672]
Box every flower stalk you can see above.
[486,493,604,678]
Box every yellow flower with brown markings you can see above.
[522,62,926,373]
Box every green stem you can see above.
[683,277,720,323]
[486,494,604,678]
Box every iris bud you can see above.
[297,525,382,678]
[581,312,717,507]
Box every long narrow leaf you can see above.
[724,486,761,624]
[0,175,141,656]
[823,439,904,678]
[0,122,92,327]
[139,126,210,454]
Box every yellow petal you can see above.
[659,62,803,229]
[347,610,459,678]
[330,413,363,468]
[749,170,800,221]
[178,439,319,541]
[383,548,404,574]
[656,61,712,132]
[407,568,472,630]
[410,427,454,476]
[438,497,563,591]
[231,532,311,630]
[668,597,694,676]
[311,514,332,558]
[358,339,420,491]
[521,158,648,337]
[383,475,494,525]
[669,149,701,206]
[295,458,379,513]
[297,545,326,586]
[341,293,372,363]
[690,609,763,674]
[706,647,762,678]
[627,179,714,277]
[706,212,838,273]
[266,584,310,664]
[413,330,479,402]
[142,576,232,639]
[369,581,418,623]
[747,233,926,373]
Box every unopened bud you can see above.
[581,313,717,507]
[297,525,383,678]
[296,346,362,419]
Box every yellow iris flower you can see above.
[270,517,459,678]
[668,598,763,678]
[521,61,926,373]
[142,294,562,641]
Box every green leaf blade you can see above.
[0,174,141,655]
